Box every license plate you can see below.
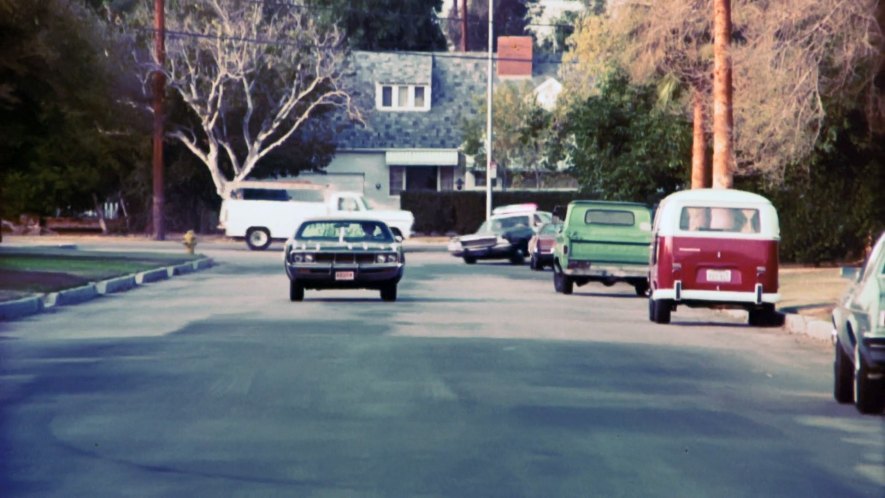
[335,271,355,281]
[706,269,732,283]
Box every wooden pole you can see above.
[712,0,734,189]
[152,0,166,240]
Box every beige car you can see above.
[832,231,885,414]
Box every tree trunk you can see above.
[712,0,734,189]
[690,89,710,189]
[92,193,109,235]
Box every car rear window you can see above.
[584,210,635,226]
[238,188,324,202]
[679,207,760,233]
[296,221,394,242]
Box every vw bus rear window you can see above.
[679,207,760,234]
[584,210,635,226]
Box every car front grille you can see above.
[461,237,497,248]
[314,253,379,264]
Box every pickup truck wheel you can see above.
[289,280,304,302]
[463,256,477,264]
[633,282,649,296]
[833,337,853,404]
[246,227,271,251]
[553,267,573,295]
[380,284,397,302]
[650,298,671,324]
[854,342,885,414]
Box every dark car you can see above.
[448,207,552,265]
[284,216,404,302]
[832,231,885,414]
[528,222,561,270]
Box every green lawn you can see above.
[0,248,199,300]
[778,267,849,321]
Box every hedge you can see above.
[400,190,590,235]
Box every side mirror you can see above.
[395,235,404,243]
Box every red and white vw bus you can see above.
[648,189,781,325]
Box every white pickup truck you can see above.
[218,181,415,250]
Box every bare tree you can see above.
[138,0,360,199]
[565,0,881,185]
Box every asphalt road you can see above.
[1,248,883,497]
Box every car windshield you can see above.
[478,215,530,234]
[296,221,394,243]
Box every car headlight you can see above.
[387,253,399,262]
[304,254,315,263]
[376,254,387,263]
[291,253,303,263]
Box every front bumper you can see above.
[449,242,514,259]
[286,262,404,289]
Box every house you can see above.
[297,42,563,209]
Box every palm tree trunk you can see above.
[712,0,734,189]
[690,89,710,189]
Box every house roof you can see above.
[334,51,560,151]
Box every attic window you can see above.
[376,84,430,111]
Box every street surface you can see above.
[1,245,883,497]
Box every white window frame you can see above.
[376,83,431,112]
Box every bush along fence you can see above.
[400,191,589,235]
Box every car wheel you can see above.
[748,304,778,327]
[854,341,885,414]
[246,227,271,251]
[530,254,540,271]
[833,336,853,404]
[650,298,671,324]
[380,283,397,302]
[633,281,649,296]
[510,248,526,265]
[553,267,573,295]
[463,255,477,264]
[289,280,304,302]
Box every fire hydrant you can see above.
[183,230,198,255]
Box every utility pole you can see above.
[712,0,734,189]
[485,0,494,220]
[152,0,166,240]
[460,0,468,51]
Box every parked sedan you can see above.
[832,231,885,414]
[284,216,404,302]
[528,222,561,270]
[448,208,552,265]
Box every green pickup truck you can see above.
[552,200,653,296]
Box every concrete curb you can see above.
[137,268,170,284]
[53,284,98,306]
[0,257,214,322]
[783,313,833,342]
[0,296,43,320]
[721,308,832,341]
[96,275,138,295]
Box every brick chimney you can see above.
[497,36,532,79]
